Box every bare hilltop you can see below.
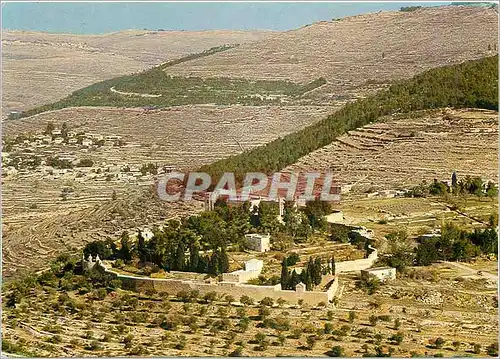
[167,6,497,87]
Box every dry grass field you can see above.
[2,29,272,115]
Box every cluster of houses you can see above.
[2,128,177,183]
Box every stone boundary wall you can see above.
[335,246,378,273]
[95,246,376,306]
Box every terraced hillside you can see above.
[167,6,498,94]
[2,187,204,278]
[2,29,272,115]
[1,104,335,277]
[285,108,498,193]
[3,105,335,169]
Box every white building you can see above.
[361,267,396,282]
[222,259,264,283]
[82,139,93,147]
[245,233,271,252]
[53,137,64,145]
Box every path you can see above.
[442,260,498,281]
[110,86,162,98]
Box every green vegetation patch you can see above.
[14,44,326,118]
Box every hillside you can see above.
[2,29,272,115]
[199,56,498,183]
[286,108,498,193]
[166,6,497,86]
[13,6,497,119]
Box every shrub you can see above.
[329,345,344,357]
[240,295,254,306]
[306,335,317,350]
[85,340,102,351]
[434,337,445,349]
[389,332,404,345]
[260,297,274,307]
[487,343,498,356]
[324,322,334,334]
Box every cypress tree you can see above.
[137,230,146,263]
[120,231,132,261]
[313,257,322,285]
[280,258,290,290]
[290,269,300,289]
[219,248,230,273]
[175,242,186,271]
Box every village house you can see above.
[82,139,93,147]
[53,137,64,145]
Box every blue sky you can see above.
[2,2,452,34]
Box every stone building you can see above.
[361,267,396,282]
[245,233,271,252]
[222,258,264,283]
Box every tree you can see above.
[137,230,147,263]
[254,332,269,351]
[260,297,274,307]
[486,181,498,198]
[290,270,301,289]
[119,231,132,261]
[280,258,290,290]
[225,295,235,305]
[369,315,379,326]
[331,256,336,275]
[277,333,286,346]
[175,242,186,271]
[258,306,270,320]
[203,291,218,303]
[473,343,482,354]
[385,230,414,272]
[486,343,498,356]
[44,122,55,135]
[240,295,254,306]
[451,171,458,190]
